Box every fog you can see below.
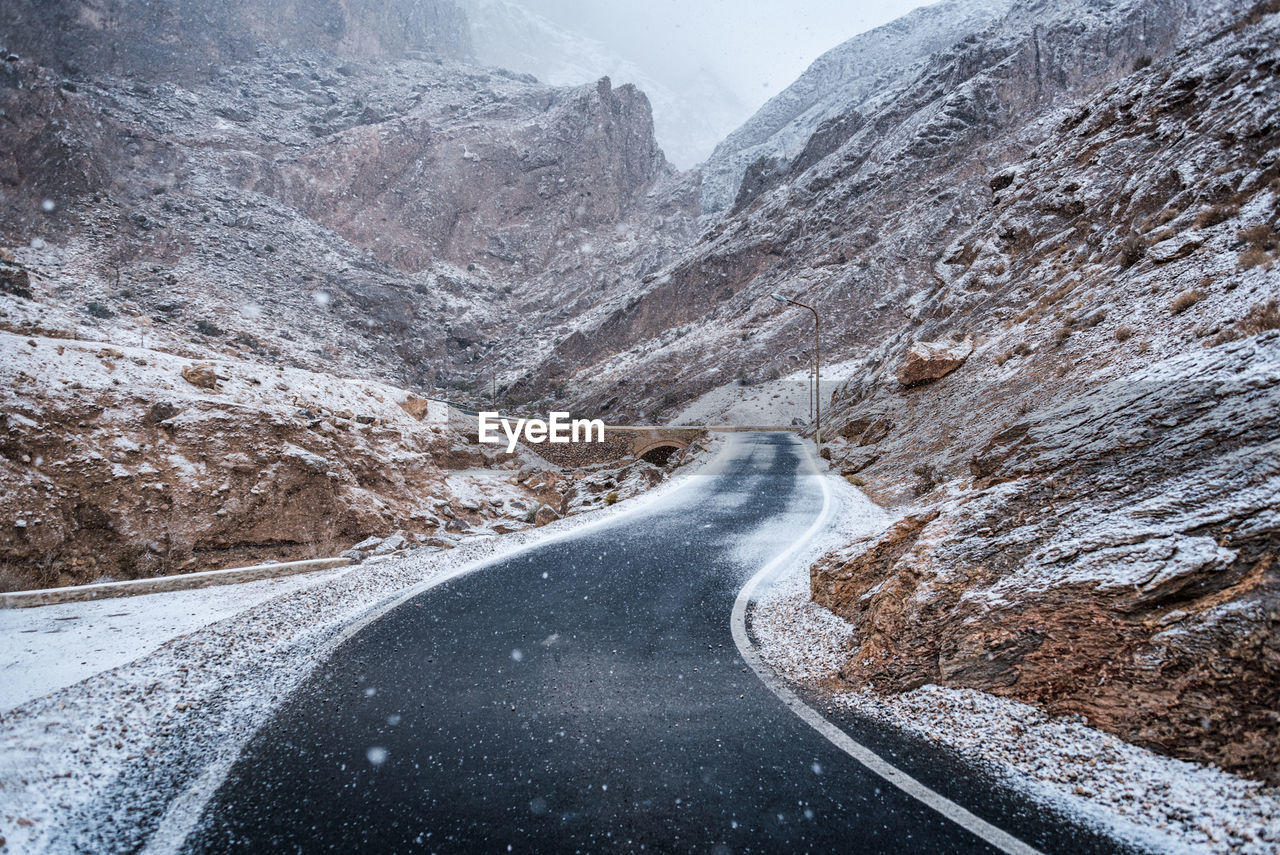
[469,0,931,167]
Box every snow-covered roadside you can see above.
[671,356,865,428]
[0,436,723,854]
[749,468,1280,855]
[0,570,346,712]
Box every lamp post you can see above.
[771,293,821,447]
[808,364,814,420]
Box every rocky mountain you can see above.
[530,0,1248,420]
[0,39,693,393]
[0,0,696,586]
[1,0,1276,786]
[0,0,474,81]
[698,0,1015,214]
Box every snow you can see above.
[0,330,450,434]
[673,356,866,427]
[748,466,1280,855]
[0,570,346,713]
[836,688,1280,854]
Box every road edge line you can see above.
[729,441,1042,855]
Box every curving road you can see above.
[182,433,1125,854]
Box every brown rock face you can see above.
[813,334,1280,783]
[533,505,560,527]
[894,337,973,387]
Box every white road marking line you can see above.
[730,435,1043,855]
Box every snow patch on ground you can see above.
[839,687,1280,854]
[0,571,345,712]
[673,356,865,427]
[749,469,1280,855]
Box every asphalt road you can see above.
[184,433,1127,854]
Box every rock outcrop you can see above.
[895,337,973,386]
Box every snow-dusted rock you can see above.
[1148,231,1206,263]
[699,0,1014,213]
[180,362,221,390]
[814,333,1280,783]
[372,534,407,555]
[895,337,973,386]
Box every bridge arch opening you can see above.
[637,442,685,466]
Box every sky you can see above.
[514,0,932,108]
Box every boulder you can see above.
[181,362,222,390]
[145,401,180,424]
[398,394,431,420]
[372,534,406,555]
[533,505,560,527]
[895,337,973,387]
[840,448,881,475]
[0,265,32,299]
[1147,231,1205,263]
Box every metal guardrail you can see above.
[0,557,354,608]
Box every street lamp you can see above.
[771,293,821,447]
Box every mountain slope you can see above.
[698,0,1014,213]
[0,3,696,585]
[528,0,1241,418]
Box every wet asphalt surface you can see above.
[186,433,1133,854]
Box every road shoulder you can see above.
[743,459,1280,855]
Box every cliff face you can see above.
[531,0,1237,422]
[0,36,690,393]
[461,0,747,169]
[804,4,1280,782]
[265,76,667,275]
